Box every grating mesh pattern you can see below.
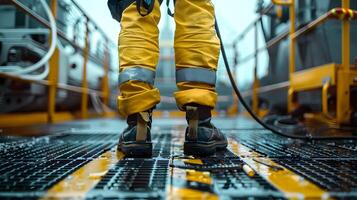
[0,132,117,194]
[229,131,357,159]
[0,159,88,192]
[0,143,113,160]
[275,159,357,192]
[212,159,275,192]
[0,119,356,199]
[94,159,169,192]
[228,131,357,193]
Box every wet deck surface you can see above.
[0,117,356,199]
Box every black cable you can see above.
[214,17,356,140]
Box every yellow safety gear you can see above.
[117,0,220,116]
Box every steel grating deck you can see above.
[0,117,356,199]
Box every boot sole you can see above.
[184,141,228,156]
[119,142,153,158]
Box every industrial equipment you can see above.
[0,0,118,124]
[232,0,357,140]
[0,0,356,199]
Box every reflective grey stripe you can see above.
[176,68,216,85]
[119,67,155,85]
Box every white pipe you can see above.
[0,0,57,79]
[21,63,49,80]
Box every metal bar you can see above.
[322,82,330,117]
[47,0,59,123]
[287,0,296,112]
[291,8,357,40]
[252,22,259,114]
[11,0,79,50]
[69,0,112,44]
[241,81,290,98]
[102,39,110,105]
[233,4,274,43]
[291,12,332,39]
[0,72,104,96]
[271,0,292,6]
[271,0,297,113]
[81,19,90,119]
[0,73,50,85]
[342,1,351,71]
[238,7,357,65]
[237,30,289,65]
[337,0,351,124]
[57,83,104,96]
[10,0,111,66]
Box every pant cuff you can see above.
[174,89,217,110]
[118,88,161,116]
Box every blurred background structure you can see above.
[0,0,357,128]
[0,1,357,199]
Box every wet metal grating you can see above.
[0,131,118,194]
[0,120,357,199]
[275,159,357,192]
[228,131,357,194]
[94,159,170,192]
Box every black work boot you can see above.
[118,110,153,157]
[184,105,228,156]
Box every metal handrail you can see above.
[9,0,111,66]
[234,6,357,89]
[0,0,115,122]
[233,4,274,44]
[292,8,357,39]
[69,0,114,45]
[0,0,111,96]
[0,73,105,96]
[237,29,289,64]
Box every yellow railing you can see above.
[232,3,289,117]
[0,0,117,127]
[234,0,357,124]
[272,0,356,124]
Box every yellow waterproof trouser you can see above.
[118,0,220,116]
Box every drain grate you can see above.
[0,132,117,193]
[275,159,357,192]
[0,159,88,192]
[152,134,172,158]
[0,122,356,199]
[94,159,170,192]
[54,133,119,143]
[0,143,113,160]
[212,159,277,192]
[229,131,357,159]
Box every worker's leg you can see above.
[173,0,227,156]
[118,0,161,117]
[174,0,220,110]
[116,0,161,157]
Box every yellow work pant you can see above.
[118,0,220,116]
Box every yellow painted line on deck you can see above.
[168,132,218,199]
[167,187,218,200]
[183,159,203,165]
[229,139,329,200]
[42,150,125,199]
[168,165,218,200]
[171,167,212,185]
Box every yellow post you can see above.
[227,44,239,116]
[337,0,351,124]
[252,22,260,114]
[102,39,110,106]
[81,19,90,119]
[47,0,59,123]
[287,0,296,112]
[322,82,330,116]
[271,0,296,113]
